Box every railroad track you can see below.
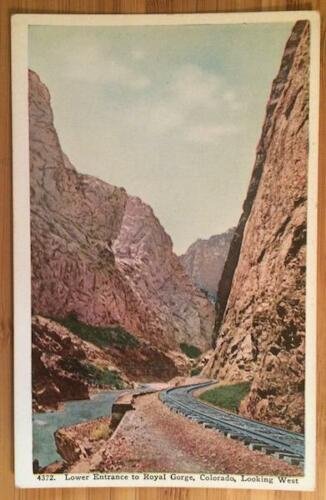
[159,382,304,467]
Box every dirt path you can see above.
[70,392,302,476]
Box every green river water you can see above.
[33,390,123,467]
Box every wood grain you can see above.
[0,0,324,498]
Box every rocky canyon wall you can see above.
[29,69,215,370]
[203,21,309,432]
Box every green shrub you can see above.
[57,314,139,349]
[199,382,251,413]
[60,357,125,389]
[190,366,202,376]
[180,342,202,359]
[94,367,124,389]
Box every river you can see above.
[33,390,125,467]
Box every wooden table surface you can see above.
[1,0,325,498]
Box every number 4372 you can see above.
[36,474,55,481]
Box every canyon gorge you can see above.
[30,19,308,439]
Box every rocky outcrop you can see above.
[203,21,309,432]
[54,416,112,467]
[179,229,234,301]
[33,316,89,411]
[29,69,215,367]
[32,315,185,411]
[32,315,127,411]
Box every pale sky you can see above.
[29,22,293,254]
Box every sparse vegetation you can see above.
[60,357,125,389]
[190,366,202,376]
[90,422,112,441]
[199,381,251,413]
[180,342,202,359]
[57,314,139,349]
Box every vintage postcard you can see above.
[12,11,319,490]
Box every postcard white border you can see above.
[12,11,320,490]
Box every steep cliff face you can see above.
[29,70,214,369]
[203,21,309,432]
[113,196,215,349]
[179,229,234,301]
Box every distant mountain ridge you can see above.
[179,229,234,301]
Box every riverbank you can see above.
[33,389,125,468]
[33,383,170,469]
